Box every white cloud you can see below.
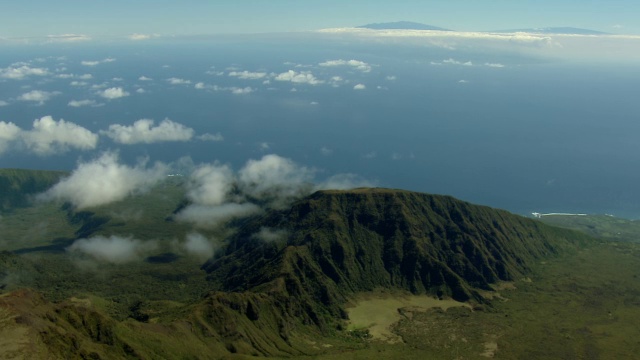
[46,34,91,43]
[458,79,469,83]
[0,65,49,79]
[102,118,194,144]
[484,62,505,68]
[70,81,88,86]
[39,152,167,209]
[252,227,288,243]
[274,70,323,85]
[20,116,99,155]
[353,83,366,90]
[0,117,97,156]
[138,76,152,81]
[319,59,372,72]
[17,90,58,104]
[98,87,129,99]
[231,86,254,95]
[0,100,9,107]
[228,70,267,80]
[167,77,191,85]
[68,99,98,107]
[0,121,21,155]
[194,82,206,89]
[386,75,397,81]
[174,203,261,228]
[315,173,374,191]
[205,70,225,76]
[136,88,146,93]
[186,163,235,206]
[442,58,474,66]
[238,154,315,206]
[81,58,116,66]
[183,233,216,260]
[67,236,157,264]
[320,147,333,155]
[197,132,224,141]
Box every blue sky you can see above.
[1,0,638,38]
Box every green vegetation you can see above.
[3,169,640,358]
[538,214,640,242]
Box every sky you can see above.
[1,0,639,39]
[2,1,640,219]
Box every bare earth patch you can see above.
[346,293,471,343]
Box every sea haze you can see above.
[1,34,639,218]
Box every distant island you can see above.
[357,21,451,31]
[356,22,608,35]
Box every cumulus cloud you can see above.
[39,152,168,209]
[68,99,98,107]
[484,62,505,68]
[167,77,191,85]
[228,70,267,80]
[17,90,59,104]
[81,58,116,66]
[98,87,129,99]
[0,100,9,107]
[353,83,366,90]
[230,86,254,95]
[19,116,98,155]
[102,118,194,144]
[186,163,235,206]
[194,82,253,94]
[0,65,49,79]
[238,154,315,206]
[182,233,216,260]
[172,153,374,227]
[197,132,224,141]
[319,59,372,72]
[0,121,20,155]
[138,76,152,81]
[274,70,323,85]
[442,58,474,66]
[67,236,158,264]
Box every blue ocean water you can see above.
[1,36,639,218]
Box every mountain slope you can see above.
[0,169,66,211]
[203,189,590,328]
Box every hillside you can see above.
[0,177,606,358]
[0,169,67,211]
[203,189,590,333]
